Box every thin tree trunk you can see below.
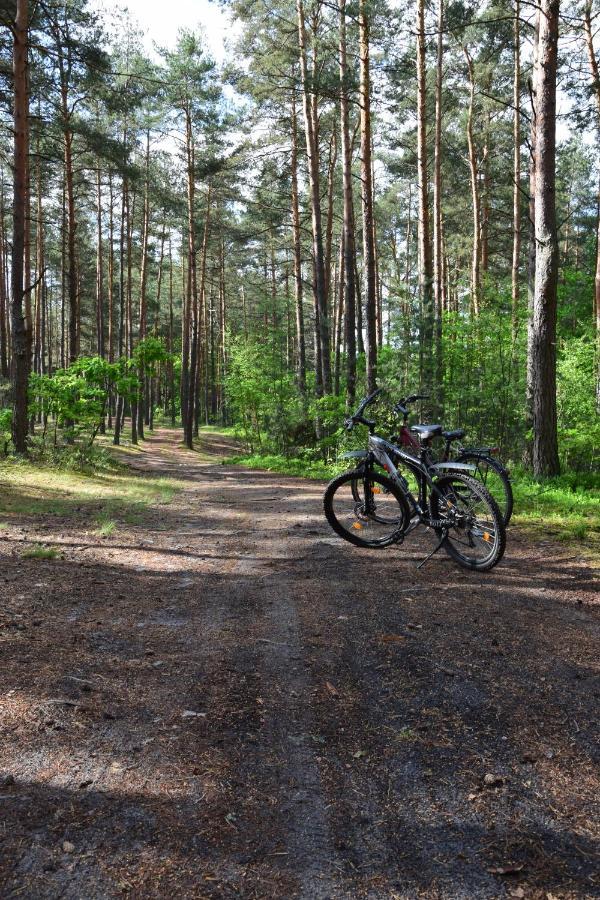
[137,129,150,439]
[525,9,540,465]
[296,0,331,395]
[339,0,357,404]
[463,48,481,316]
[11,0,30,453]
[359,0,377,393]
[0,176,8,378]
[511,0,521,339]
[531,0,560,477]
[583,0,600,409]
[96,163,104,357]
[183,109,197,449]
[417,0,434,398]
[433,0,444,414]
[290,88,306,396]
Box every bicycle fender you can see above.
[430,461,476,474]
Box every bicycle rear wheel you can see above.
[458,454,513,526]
[324,470,409,548]
[430,474,506,571]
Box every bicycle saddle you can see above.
[442,428,465,441]
[410,424,443,440]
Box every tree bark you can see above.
[0,176,8,378]
[433,0,444,415]
[359,0,377,393]
[463,48,481,316]
[339,0,357,404]
[96,163,104,358]
[417,0,434,398]
[525,8,540,465]
[583,0,600,410]
[511,0,521,339]
[11,0,30,453]
[290,88,306,395]
[296,0,331,395]
[531,0,560,477]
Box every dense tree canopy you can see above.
[1,0,598,475]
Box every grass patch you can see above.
[94,514,117,537]
[22,544,58,560]
[225,452,336,480]
[0,457,182,531]
[510,469,600,553]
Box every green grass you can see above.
[225,452,337,480]
[0,457,181,531]
[94,514,117,537]
[510,469,600,551]
[22,544,58,560]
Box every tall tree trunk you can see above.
[433,0,444,415]
[168,238,176,425]
[96,163,104,358]
[108,171,114,363]
[511,0,521,340]
[296,0,331,395]
[137,130,151,439]
[290,88,306,396]
[583,0,600,410]
[59,80,78,363]
[0,176,8,378]
[359,0,377,393]
[417,0,434,397]
[333,230,344,395]
[463,48,481,316]
[339,0,357,404]
[183,110,197,449]
[525,9,540,465]
[531,0,560,477]
[11,0,30,453]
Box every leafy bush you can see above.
[0,408,12,455]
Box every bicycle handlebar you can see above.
[345,387,383,430]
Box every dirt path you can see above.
[0,428,598,899]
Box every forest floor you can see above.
[0,427,598,899]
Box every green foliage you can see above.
[0,408,12,454]
[557,333,599,471]
[225,335,303,453]
[21,545,59,560]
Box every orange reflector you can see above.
[483,532,491,542]
[372,487,381,494]
[352,522,363,530]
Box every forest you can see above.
[1,2,600,896]
[0,0,598,487]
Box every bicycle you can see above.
[323,389,506,571]
[390,394,514,526]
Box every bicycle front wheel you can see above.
[430,474,506,571]
[324,470,409,548]
[458,454,513,526]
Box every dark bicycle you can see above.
[390,394,513,526]
[323,389,506,571]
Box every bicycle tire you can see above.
[457,453,513,526]
[324,470,410,548]
[430,473,506,571]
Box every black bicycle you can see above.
[324,390,506,571]
[390,394,514,526]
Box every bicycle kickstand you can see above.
[416,529,448,570]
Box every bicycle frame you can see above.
[347,433,476,527]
